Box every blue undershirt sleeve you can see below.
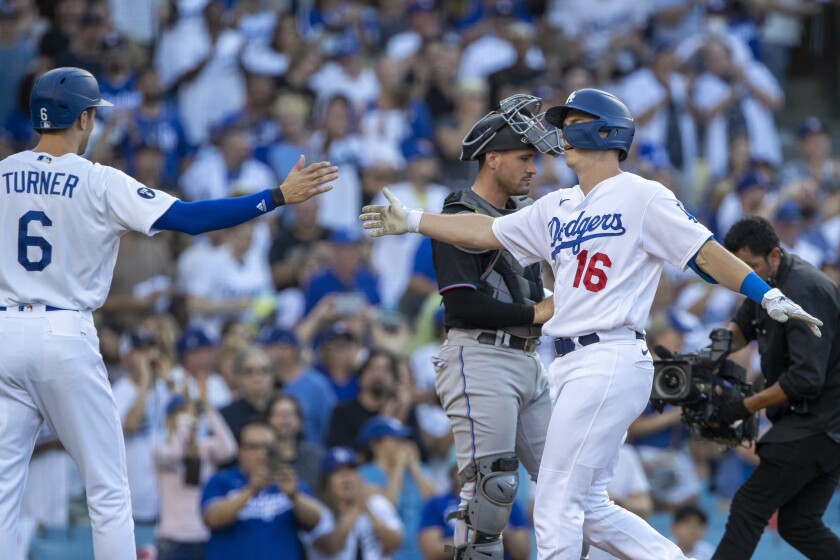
[687,237,719,284]
[152,190,276,235]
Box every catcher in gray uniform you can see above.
[430,95,567,560]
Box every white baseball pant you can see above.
[535,330,691,560]
[0,306,136,560]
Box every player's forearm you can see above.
[153,192,278,235]
[694,241,754,294]
[417,213,503,250]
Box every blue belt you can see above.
[554,331,645,357]
[0,305,68,311]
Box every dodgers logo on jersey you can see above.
[675,201,698,223]
[137,187,156,199]
[548,210,626,259]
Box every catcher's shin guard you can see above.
[446,453,519,560]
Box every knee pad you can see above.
[449,454,519,560]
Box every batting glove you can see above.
[712,383,751,425]
[761,288,823,337]
[359,188,422,237]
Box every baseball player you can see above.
[0,67,337,560]
[430,95,557,560]
[360,88,823,560]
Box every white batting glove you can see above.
[762,288,823,337]
[359,188,422,237]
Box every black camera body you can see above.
[650,328,759,446]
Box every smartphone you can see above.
[334,292,366,316]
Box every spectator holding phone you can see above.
[202,418,333,560]
[266,394,325,491]
[154,394,237,560]
[303,228,381,315]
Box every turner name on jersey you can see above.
[3,170,80,198]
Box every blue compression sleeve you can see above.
[739,271,772,304]
[152,190,275,235]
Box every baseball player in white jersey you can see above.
[0,67,337,559]
[360,88,823,560]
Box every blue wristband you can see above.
[739,272,771,304]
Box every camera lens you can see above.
[654,365,688,398]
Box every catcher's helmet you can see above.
[460,94,563,161]
[30,67,113,131]
[544,89,634,161]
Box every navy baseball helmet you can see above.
[30,67,113,131]
[460,94,563,161]
[544,89,635,161]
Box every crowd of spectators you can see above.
[6,0,840,559]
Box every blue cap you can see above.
[321,446,358,475]
[257,326,299,347]
[313,321,358,350]
[176,326,216,356]
[401,137,437,162]
[775,200,802,223]
[330,228,362,246]
[119,327,157,358]
[165,395,188,417]
[735,171,767,195]
[407,0,436,15]
[797,116,828,138]
[358,416,413,446]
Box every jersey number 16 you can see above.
[572,250,611,293]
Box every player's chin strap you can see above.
[445,453,519,560]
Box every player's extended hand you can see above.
[359,188,413,237]
[278,155,339,204]
[761,288,823,337]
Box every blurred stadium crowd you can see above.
[4,0,840,559]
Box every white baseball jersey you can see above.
[0,151,177,311]
[492,172,712,338]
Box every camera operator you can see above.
[713,216,840,560]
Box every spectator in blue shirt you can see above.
[304,228,380,314]
[418,456,530,560]
[201,419,332,560]
[259,326,337,444]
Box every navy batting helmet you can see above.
[460,94,563,161]
[544,89,634,161]
[30,67,113,131]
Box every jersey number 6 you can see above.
[573,250,611,293]
[18,211,53,271]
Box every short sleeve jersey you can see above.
[491,172,712,338]
[0,151,176,311]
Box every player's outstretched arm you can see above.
[359,188,503,250]
[694,240,823,336]
[152,156,338,235]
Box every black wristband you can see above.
[270,187,285,208]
